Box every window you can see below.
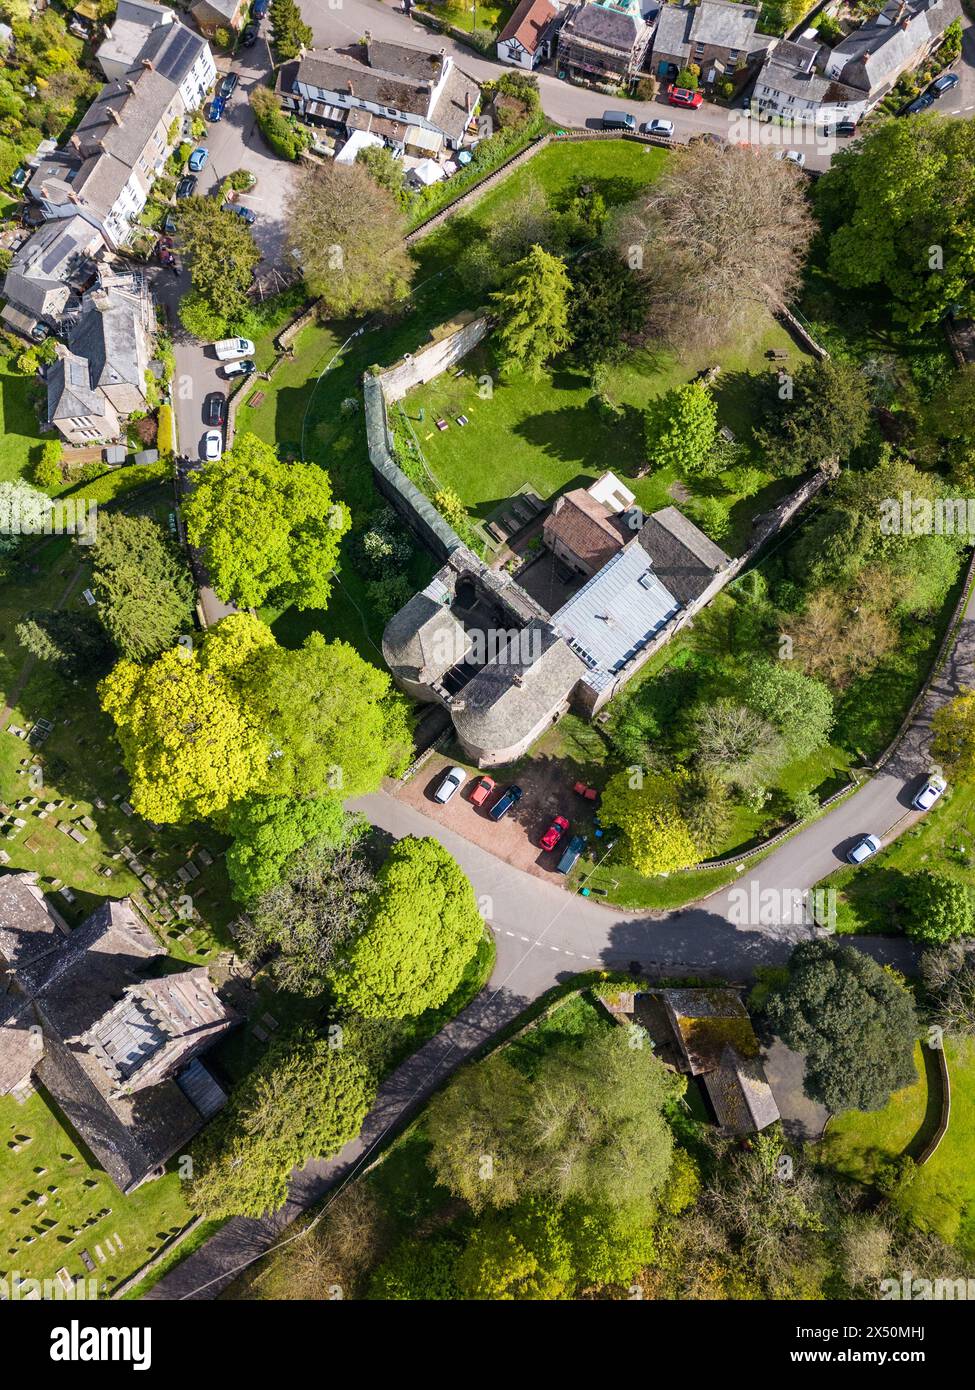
[694,41,704,55]
[728,48,739,60]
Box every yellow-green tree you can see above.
[490,244,572,380]
[99,613,274,824]
[601,768,700,875]
[933,688,975,781]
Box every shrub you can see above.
[180,289,229,341]
[250,85,306,160]
[133,415,158,446]
[157,402,175,460]
[634,76,657,101]
[32,439,62,490]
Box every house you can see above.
[652,0,772,90]
[383,479,731,765]
[46,269,152,445]
[752,39,868,126]
[557,0,653,89]
[497,0,561,70]
[190,0,247,37]
[597,986,780,1136]
[97,0,216,112]
[0,217,106,340]
[286,36,480,153]
[0,874,236,1193]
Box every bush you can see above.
[227,168,256,191]
[32,439,62,490]
[250,85,307,161]
[133,415,158,446]
[676,68,699,90]
[180,289,229,341]
[157,402,175,460]
[634,76,657,102]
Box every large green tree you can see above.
[92,513,195,660]
[644,380,718,474]
[224,794,351,904]
[185,1029,374,1219]
[174,196,261,328]
[815,115,975,328]
[740,661,834,760]
[600,768,700,876]
[764,938,918,1113]
[903,870,975,945]
[15,610,113,677]
[568,247,650,369]
[269,0,312,60]
[754,357,872,475]
[490,245,572,380]
[182,432,350,610]
[330,836,484,1019]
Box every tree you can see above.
[740,661,834,760]
[182,432,350,611]
[754,357,872,474]
[678,768,733,857]
[564,1198,657,1289]
[903,871,975,945]
[259,634,412,800]
[568,248,650,369]
[329,836,484,1018]
[368,1236,462,1300]
[692,698,782,785]
[615,143,814,349]
[815,116,975,328]
[269,0,312,60]
[174,196,261,328]
[92,513,194,661]
[99,613,274,824]
[251,84,306,161]
[457,178,561,292]
[764,938,919,1113]
[921,941,975,1039]
[224,794,352,904]
[600,768,700,875]
[241,833,375,991]
[490,245,572,380]
[287,162,413,316]
[644,381,718,474]
[16,610,113,677]
[355,143,406,206]
[933,689,975,780]
[427,1028,676,1211]
[185,1029,374,1219]
[455,1200,574,1300]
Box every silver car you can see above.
[434,766,466,804]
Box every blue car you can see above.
[223,202,256,224]
[488,785,522,822]
[252,0,269,14]
[557,834,586,875]
[209,95,225,122]
[187,147,208,172]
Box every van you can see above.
[601,109,635,131]
[213,337,255,362]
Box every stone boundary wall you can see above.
[917,1044,951,1166]
[380,315,490,401]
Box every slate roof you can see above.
[70,281,145,392]
[690,0,764,50]
[551,541,682,691]
[662,988,779,1135]
[653,1,695,55]
[544,487,628,571]
[498,0,559,53]
[47,352,111,422]
[636,505,730,607]
[74,69,177,167]
[2,217,103,319]
[0,874,68,978]
[452,623,587,754]
[382,581,472,683]
[830,0,951,93]
[565,1,645,50]
[297,45,479,141]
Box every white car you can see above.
[213,336,255,361]
[203,429,223,460]
[776,149,807,168]
[847,834,882,865]
[912,774,947,811]
[641,118,675,138]
[222,358,256,379]
[434,766,466,804]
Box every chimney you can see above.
[347,79,354,95]
[107,106,123,126]
[125,79,136,95]
[142,57,154,70]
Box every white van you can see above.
[213,337,255,362]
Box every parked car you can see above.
[434,766,466,804]
[219,72,239,100]
[668,86,703,109]
[208,95,225,122]
[222,358,256,379]
[489,785,523,821]
[847,834,882,865]
[175,174,197,198]
[212,336,255,361]
[253,0,269,13]
[640,118,674,138]
[223,202,256,224]
[905,91,935,114]
[557,834,586,875]
[470,775,496,807]
[912,774,948,812]
[187,147,208,172]
[163,211,178,234]
[204,392,226,427]
[203,429,223,461]
[775,149,806,167]
[241,22,258,45]
[540,815,569,852]
[930,71,960,97]
[601,109,636,130]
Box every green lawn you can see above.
[0,356,44,483]
[0,1089,191,1291]
[818,1039,975,1257]
[416,0,512,34]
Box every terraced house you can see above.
[652,0,772,92]
[557,0,653,90]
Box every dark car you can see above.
[208,95,225,122]
[556,834,586,875]
[241,23,258,45]
[905,91,935,114]
[163,211,178,234]
[219,72,239,99]
[488,785,523,821]
[253,0,269,14]
[204,392,226,427]
[175,174,197,198]
[601,109,636,131]
[223,202,256,224]
[931,71,960,97]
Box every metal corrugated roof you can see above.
[551,544,680,690]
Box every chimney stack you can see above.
[107,106,123,126]
[347,79,354,95]
[142,57,154,70]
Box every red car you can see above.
[668,86,703,109]
[157,235,176,267]
[470,775,496,807]
[540,815,570,852]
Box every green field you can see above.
[0,356,44,483]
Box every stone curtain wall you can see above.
[379,316,490,402]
